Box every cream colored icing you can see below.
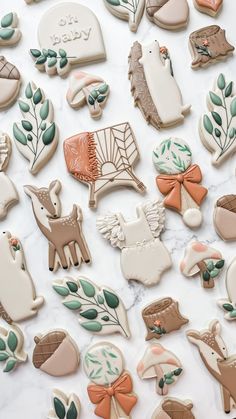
[150,0,189,30]
[214,207,236,241]
[0,79,20,109]
[40,337,79,376]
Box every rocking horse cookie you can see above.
[64,122,146,208]
[193,0,223,17]
[48,389,81,419]
[154,138,208,228]
[0,132,18,220]
[103,0,145,32]
[146,0,189,30]
[218,257,236,321]
[0,12,21,46]
[151,398,195,419]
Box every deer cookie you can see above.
[0,231,44,324]
[0,12,21,46]
[103,0,145,32]
[151,398,195,419]
[84,342,137,419]
[0,324,27,373]
[187,319,236,414]
[97,199,172,286]
[154,138,208,228]
[146,0,189,30]
[24,180,91,272]
[0,56,21,109]
[214,193,236,241]
[64,122,146,208]
[128,41,190,130]
[193,0,223,17]
[137,344,183,395]
[48,389,81,419]
[218,257,236,321]
[0,132,18,220]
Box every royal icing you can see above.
[48,389,80,419]
[218,257,236,320]
[0,231,44,324]
[214,193,236,241]
[0,132,18,219]
[24,180,91,272]
[31,2,106,76]
[199,74,236,166]
[137,344,183,395]
[53,276,130,338]
[154,138,208,228]
[0,56,21,109]
[0,324,27,373]
[103,0,145,32]
[193,0,223,17]
[152,398,195,419]
[64,122,146,208]
[13,82,59,175]
[129,41,190,130]
[146,0,189,30]
[0,13,21,46]
[180,241,225,289]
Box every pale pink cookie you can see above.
[0,56,21,109]
[193,0,223,17]
[146,0,189,31]
[151,398,195,419]
[48,389,81,419]
[0,324,27,373]
[0,132,18,220]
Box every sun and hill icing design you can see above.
[0,132,18,220]
[146,0,189,30]
[103,0,145,32]
[152,398,195,419]
[0,56,21,109]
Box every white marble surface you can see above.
[0,0,236,418]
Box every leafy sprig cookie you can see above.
[48,389,80,419]
[0,325,27,373]
[0,12,21,46]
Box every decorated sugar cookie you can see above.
[128,41,190,130]
[48,389,80,419]
[0,324,27,373]
[187,320,236,414]
[97,200,172,287]
[146,0,189,30]
[0,56,21,109]
[103,0,145,32]
[142,297,188,341]
[33,329,79,377]
[84,342,137,419]
[214,194,236,241]
[0,132,18,219]
[53,276,130,338]
[30,2,106,76]
[199,74,236,166]
[0,13,21,46]
[154,138,208,228]
[193,0,223,17]
[189,26,234,69]
[218,257,236,320]
[64,122,146,208]
[180,241,224,289]
[0,231,44,324]
[152,398,195,419]
[24,180,91,272]
[67,71,110,119]
[13,82,59,175]
[137,344,183,395]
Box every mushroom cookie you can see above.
[128,41,190,130]
[199,74,236,167]
[142,297,188,341]
[97,200,172,286]
[0,56,21,109]
[53,276,130,338]
[146,0,189,30]
[218,257,236,321]
[180,241,225,289]
[214,193,236,241]
[13,82,59,175]
[189,26,234,69]
[193,0,223,17]
[137,344,183,395]
[32,330,79,377]
[0,132,19,220]
[84,342,137,419]
[0,12,21,46]
[151,398,195,419]
[0,324,27,373]
[103,0,145,32]
[30,2,106,76]
[0,231,44,324]
[66,71,110,119]
[154,138,208,228]
[48,389,80,419]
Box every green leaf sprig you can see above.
[53,395,79,419]
[30,48,75,74]
[105,0,140,23]
[0,330,21,373]
[88,83,109,107]
[0,13,16,41]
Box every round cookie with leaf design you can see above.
[153,138,192,174]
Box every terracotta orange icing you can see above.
[195,0,223,12]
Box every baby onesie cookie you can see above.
[0,132,19,219]
[152,398,195,419]
[137,344,183,395]
[146,0,189,30]
[84,342,137,419]
[0,324,27,373]
[24,180,91,272]
[180,241,224,289]
[218,257,236,320]
[154,138,208,228]
[103,0,145,32]
[53,276,130,338]
[193,0,223,17]
[33,329,79,377]
[199,74,236,166]
[67,71,110,119]
[30,2,106,77]
[128,41,190,130]
[97,200,172,287]
[13,82,59,175]
[0,56,21,109]
[0,231,44,324]
[214,194,236,240]
[0,13,21,46]
[142,297,188,340]
[48,389,80,419]
[189,26,234,69]
[64,122,146,208]
[187,320,236,414]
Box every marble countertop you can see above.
[1,0,236,418]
